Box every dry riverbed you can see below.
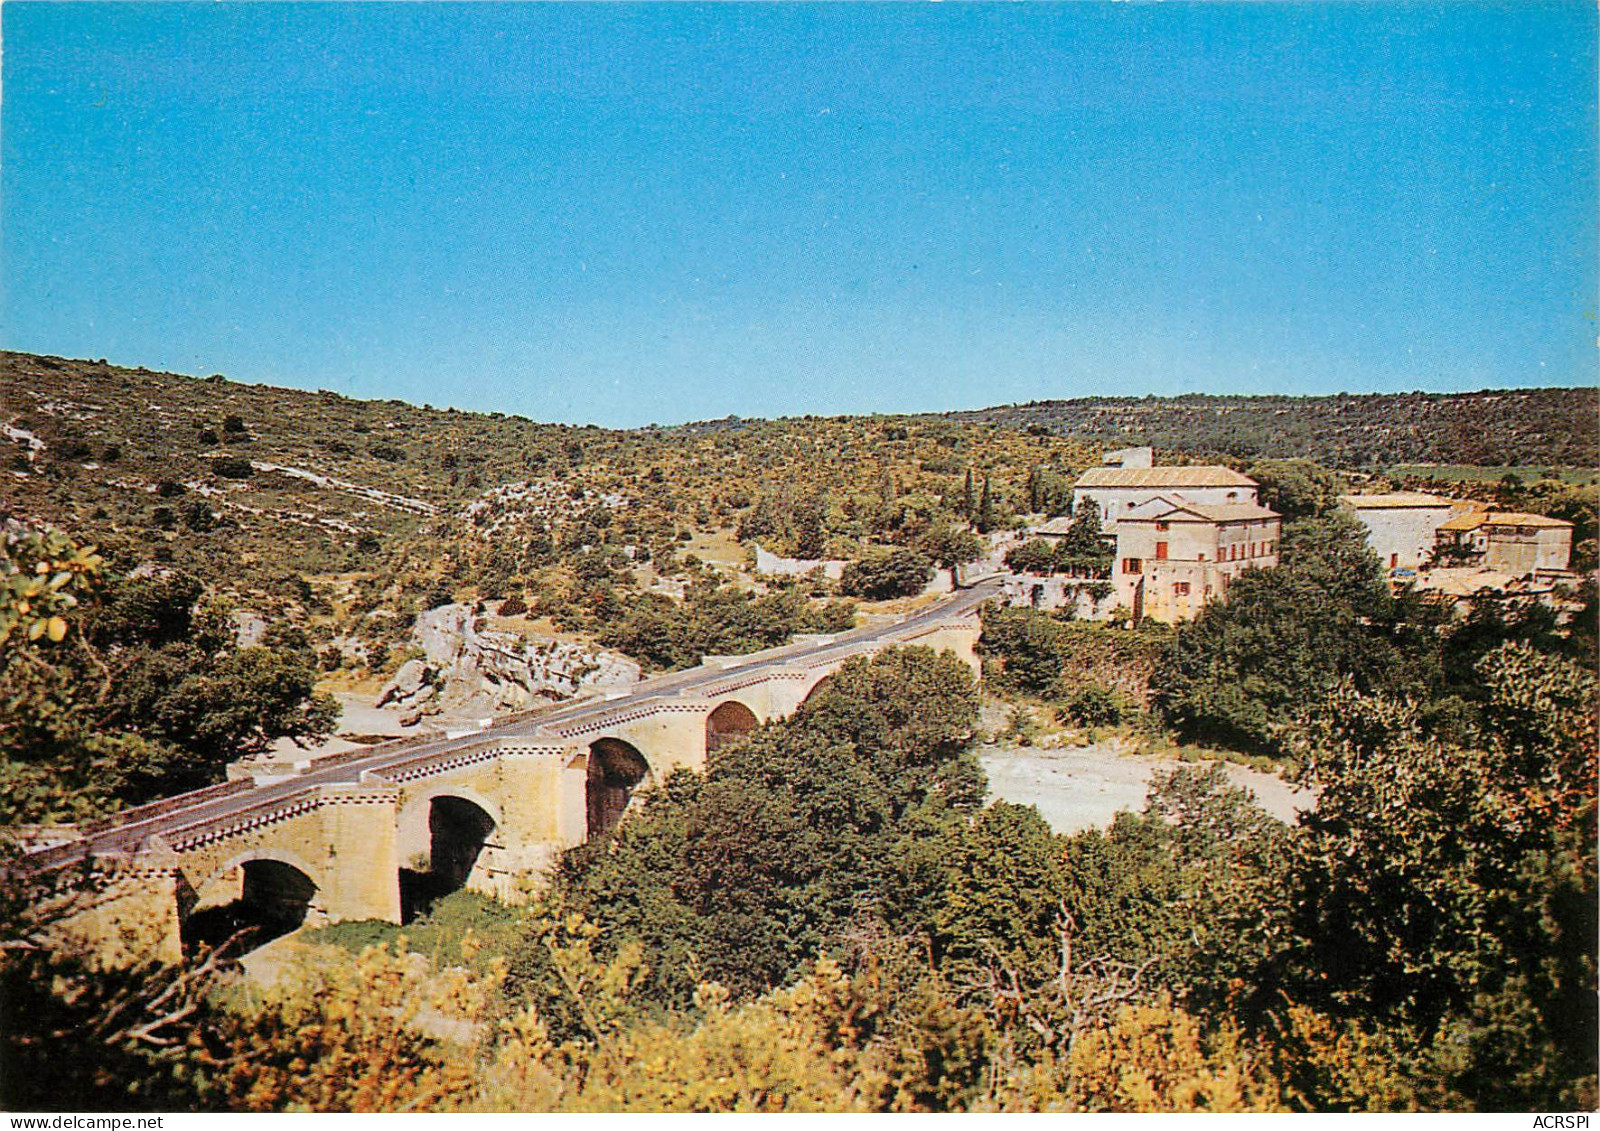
[979,741,1313,834]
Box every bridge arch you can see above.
[798,672,836,709]
[587,737,651,839]
[705,699,760,755]
[397,785,503,868]
[397,789,500,920]
[182,850,323,955]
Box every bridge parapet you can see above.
[82,779,255,836]
[534,700,709,743]
[372,740,509,785]
[161,787,322,853]
[225,728,452,783]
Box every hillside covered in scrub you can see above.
[4,350,1594,665]
[944,387,1598,469]
[7,353,1594,570]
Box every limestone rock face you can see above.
[377,658,436,709]
[412,603,475,668]
[232,610,269,648]
[397,603,641,720]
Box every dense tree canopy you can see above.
[979,605,1168,705]
[1151,515,1436,756]
[1282,645,1597,1109]
[839,548,934,601]
[0,528,338,823]
[1151,512,1593,758]
[557,647,981,1003]
[1245,458,1344,520]
[6,616,1596,1111]
[596,583,855,672]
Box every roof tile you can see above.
[1075,466,1258,489]
[1339,492,1456,509]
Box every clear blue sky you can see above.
[3,3,1595,428]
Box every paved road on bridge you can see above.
[28,578,1002,868]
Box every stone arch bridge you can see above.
[25,582,995,965]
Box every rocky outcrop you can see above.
[377,603,641,724]
[376,658,438,725]
[377,663,440,727]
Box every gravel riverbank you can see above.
[979,741,1313,835]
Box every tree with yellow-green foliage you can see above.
[0,527,338,823]
[1051,998,1282,1112]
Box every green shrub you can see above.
[210,456,253,479]
[497,594,529,617]
[1064,683,1124,727]
[840,547,933,600]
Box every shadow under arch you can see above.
[401,794,498,922]
[182,857,319,955]
[588,737,651,839]
[705,699,760,756]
